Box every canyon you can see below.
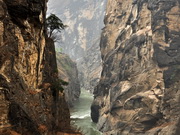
[91,0,180,135]
[0,0,180,135]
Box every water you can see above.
[70,89,102,135]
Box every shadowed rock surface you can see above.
[91,0,180,134]
[56,52,80,107]
[0,0,72,134]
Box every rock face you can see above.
[91,0,180,134]
[0,0,71,134]
[47,0,106,91]
[77,43,102,92]
[56,52,80,106]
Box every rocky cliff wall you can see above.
[0,0,71,134]
[77,43,102,92]
[56,52,80,107]
[91,0,180,134]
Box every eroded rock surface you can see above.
[91,0,180,134]
[56,52,80,106]
[0,0,71,134]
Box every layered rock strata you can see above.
[0,0,71,134]
[91,0,180,134]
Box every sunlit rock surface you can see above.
[0,0,71,134]
[91,0,180,134]
[56,52,80,106]
[47,0,107,91]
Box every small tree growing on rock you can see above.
[46,13,67,40]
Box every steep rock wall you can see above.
[56,52,80,107]
[0,0,71,134]
[78,43,102,92]
[91,0,180,134]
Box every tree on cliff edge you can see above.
[46,13,67,41]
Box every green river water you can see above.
[70,90,102,135]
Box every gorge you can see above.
[0,0,180,135]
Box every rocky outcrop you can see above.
[0,0,71,134]
[47,0,106,91]
[91,0,180,134]
[56,52,80,106]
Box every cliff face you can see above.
[0,0,70,134]
[77,43,102,92]
[48,0,106,91]
[91,0,180,134]
[56,52,80,106]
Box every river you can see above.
[70,89,102,135]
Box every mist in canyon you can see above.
[47,0,107,92]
